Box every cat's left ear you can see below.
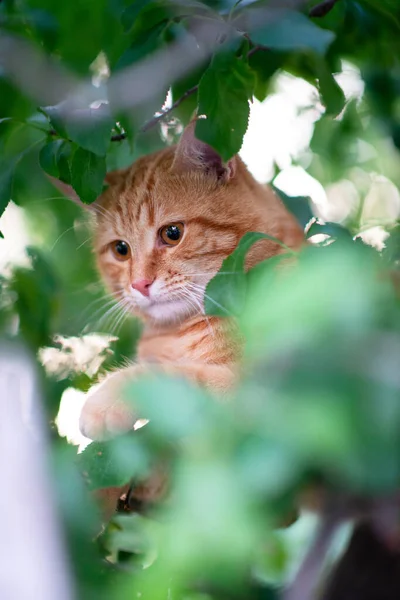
[172,121,237,182]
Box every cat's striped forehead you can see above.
[94,147,244,249]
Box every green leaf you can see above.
[205,232,294,317]
[41,106,112,157]
[11,246,59,348]
[314,56,346,117]
[26,0,130,73]
[70,148,106,204]
[121,0,215,34]
[64,108,112,157]
[251,10,335,54]
[196,52,255,162]
[40,106,68,138]
[39,139,63,178]
[360,0,400,28]
[0,159,15,222]
[272,185,313,229]
[76,436,149,491]
[120,0,154,32]
[307,221,353,241]
[54,140,74,185]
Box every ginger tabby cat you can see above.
[56,122,303,442]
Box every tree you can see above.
[0,1,400,599]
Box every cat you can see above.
[54,123,400,598]
[57,122,303,442]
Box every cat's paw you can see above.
[79,372,137,441]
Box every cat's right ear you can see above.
[172,121,236,182]
[47,170,122,210]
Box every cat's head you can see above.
[54,123,303,326]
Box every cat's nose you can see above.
[131,278,154,297]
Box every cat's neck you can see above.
[137,314,238,366]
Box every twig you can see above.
[309,0,340,18]
[114,44,266,140]
[140,84,199,133]
[47,44,266,144]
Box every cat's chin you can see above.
[140,298,198,325]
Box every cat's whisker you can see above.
[91,204,115,222]
[28,196,76,204]
[95,296,128,330]
[50,225,76,252]
[202,292,233,317]
[80,294,126,332]
[187,282,233,317]
[83,289,125,313]
[188,295,216,339]
[184,272,241,277]
[177,286,216,339]
[178,288,202,320]
[112,300,132,334]
[76,237,92,250]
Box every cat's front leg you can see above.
[79,365,145,441]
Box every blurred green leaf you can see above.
[126,374,210,440]
[307,221,353,241]
[360,0,400,28]
[11,246,59,348]
[196,53,255,161]
[120,0,154,32]
[77,435,150,491]
[105,513,158,565]
[205,232,294,317]
[251,10,335,54]
[0,158,15,223]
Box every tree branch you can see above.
[115,44,266,140]
[309,0,340,18]
[139,84,199,134]
[48,44,266,144]
[283,499,345,600]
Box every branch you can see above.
[140,84,199,133]
[284,499,345,600]
[116,44,266,139]
[48,44,266,144]
[309,0,340,18]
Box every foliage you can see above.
[1,1,400,599]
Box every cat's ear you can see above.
[47,170,122,210]
[47,175,85,207]
[172,121,236,181]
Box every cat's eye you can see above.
[111,240,131,261]
[160,222,184,246]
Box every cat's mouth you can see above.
[127,292,202,323]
